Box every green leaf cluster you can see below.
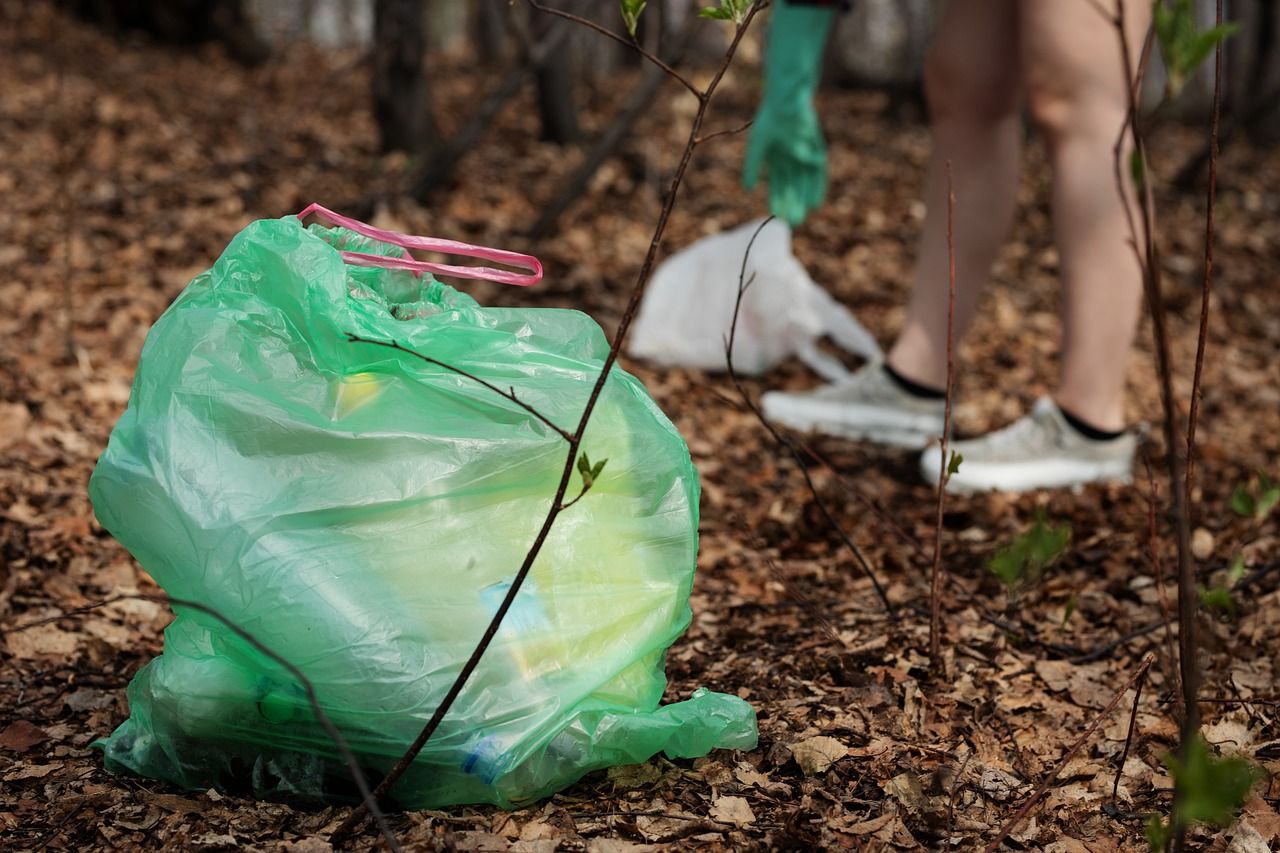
[576,452,608,491]
[1153,0,1239,97]
[619,0,646,38]
[1145,734,1264,852]
[988,511,1071,590]
[1229,471,1279,521]
[1197,553,1246,620]
[700,0,753,24]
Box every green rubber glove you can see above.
[742,1,835,226]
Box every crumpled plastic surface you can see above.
[88,214,757,809]
[628,218,881,381]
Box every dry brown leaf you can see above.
[0,403,30,450]
[789,736,848,775]
[883,771,925,814]
[0,720,48,753]
[4,622,79,659]
[710,795,755,827]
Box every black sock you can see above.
[882,364,947,400]
[1058,405,1126,442]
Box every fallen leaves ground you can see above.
[2,3,1279,850]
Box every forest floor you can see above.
[3,3,1280,851]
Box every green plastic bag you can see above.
[89,206,756,809]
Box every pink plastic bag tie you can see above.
[296,203,543,287]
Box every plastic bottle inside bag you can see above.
[460,579,566,782]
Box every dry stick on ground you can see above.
[982,654,1157,853]
[329,5,769,843]
[723,219,896,619]
[1184,0,1226,513]
[1,594,400,852]
[1111,655,1153,801]
[928,161,957,667]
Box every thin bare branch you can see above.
[1109,3,1203,848]
[694,119,754,145]
[1111,657,1151,800]
[929,160,957,667]
[524,0,701,98]
[724,220,897,618]
[346,334,573,443]
[330,5,769,843]
[983,654,1156,853]
[1185,0,1225,510]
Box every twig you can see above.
[524,0,700,97]
[1108,7,1202,850]
[928,161,957,667]
[558,479,591,511]
[694,119,754,145]
[1144,455,1181,702]
[329,5,769,843]
[945,750,974,853]
[1184,0,1225,513]
[724,220,896,618]
[345,334,573,443]
[1067,619,1166,665]
[3,594,399,852]
[766,560,850,649]
[34,800,85,852]
[785,437,929,563]
[982,654,1156,853]
[527,20,699,239]
[1111,656,1151,801]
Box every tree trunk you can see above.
[533,1,580,144]
[373,0,434,154]
[471,0,510,63]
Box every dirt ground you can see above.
[2,3,1279,850]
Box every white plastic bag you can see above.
[628,219,881,380]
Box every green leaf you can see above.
[590,457,608,482]
[700,0,750,24]
[1153,0,1240,97]
[1145,813,1171,853]
[620,0,646,38]
[1162,734,1263,833]
[947,451,963,477]
[577,452,595,489]
[1229,484,1255,518]
[987,512,1072,590]
[1255,484,1280,520]
[1227,553,1246,585]
[1061,595,1077,627]
[1198,584,1235,619]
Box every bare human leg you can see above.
[1021,0,1151,431]
[886,0,1024,390]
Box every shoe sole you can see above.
[920,454,1135,493]
[763,396,944,449]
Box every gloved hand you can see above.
[741,1,836,227]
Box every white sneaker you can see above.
[760,362,946,448]
[920,397,1136,493]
